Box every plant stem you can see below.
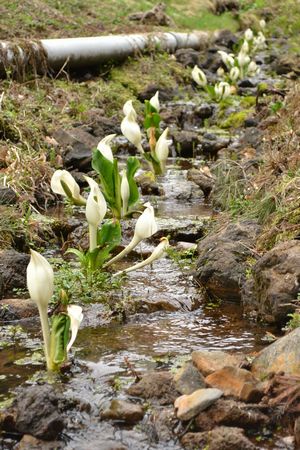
[104,236,139,268]
[38,306,51,370]
[89,224,97,251]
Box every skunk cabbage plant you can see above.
[26,250,83,371]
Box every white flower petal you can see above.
[149,91,160,111]
[27,250,54,309]
[67,305,83,352]
[97,134,116,163]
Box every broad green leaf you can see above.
[126,157,140,209]
[92,149,115,206]
[97,219,121,250]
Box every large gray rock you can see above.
[0,385,64,440]
[195,221,261,302]
[53,127,98,171]
[242,240,300,324]
[251,328,300,378]
[0,250,30,299]
[127,371,179,405]
[174,362,206,395]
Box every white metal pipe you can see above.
[0,31,209,76]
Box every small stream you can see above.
[0,166,276,449]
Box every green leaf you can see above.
[98,219,121,250]
[92,149,121,218]
[66,248,87,267]
[126,157,140,209]
[144,151,162,175]
[49,314,71,370]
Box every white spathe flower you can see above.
[241,40,249,54]
[113,237,169,277]
[244,28,254,41]
[27,250,54,310]
[229,66,240,81]
[84,177,107,227]
[191,66,207,87]
[123,99,137,119]
[253,32,266,51]
[155,128,171,171]
[97,134,116,163]
[149,91,160,111]
[104,202,158,267]
[214,81,231,100]
[134,202,158,241]
[217,67,225,77]
[121,110,144,154]
[248,61,259,76]
[67,305,83,352]
[217,51,234,68]
[27,250,53,368]
[237,51,250,68]
[120,169,130,216]
[50,170,85,205]
[259,19,266,29]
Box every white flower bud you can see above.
[237,51,250,68]
[84,176,107,228]
[214,82,231,100]
[245,28,254,41]
[155,128,171,172]
[259,19,266,29]
[217,67,225,77]
[120,169,130,216]
[27,250,54,310]
[121,110,144,154]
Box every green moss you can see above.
[220,110,252,129]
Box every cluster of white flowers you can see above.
[191,20,267,98]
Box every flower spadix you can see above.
[192,66,207,87]
[97,134,116,163]
[120,169,130,216]
[84,176,107,251]
[27,250,54,369]
[50,170,86,206]
[121,110,144,154]
[67,305,83,352]
[149,91,160,111]
[155,127,171,172]
[114,237,169,277]
[105,202,158,267]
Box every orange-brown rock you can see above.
[192,350,244,376]
[205,366,263,402]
